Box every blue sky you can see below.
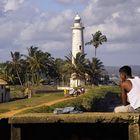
[0,0,140,66]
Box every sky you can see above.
[0,0,140,66]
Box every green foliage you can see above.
[23,106,54,113]
[86,30,107,57]
[0,44,108,87]
[64,52,106,85]
[0,46,59,86]
[65,52,88,80]
[24,86,120,113]
[2,52,24,85]
[24,46,57,86]
[54,58,70,85]
[86,58,105,85]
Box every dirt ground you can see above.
[0,97,74,119]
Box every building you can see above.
[70,14,85,87]
[0,79,10,103]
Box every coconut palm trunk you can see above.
[10,51,23,86]
[95,48,97,58]
[16,69,23,86]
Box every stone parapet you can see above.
[9,113,140,140]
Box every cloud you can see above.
[3,0,24,12]
[55,0,86,4]
[18,9,73,50]
[56,0,75,4]
[0,0,74,58]
[97,0,128,7]
[83,0,140,53]
[0,0,139,66]
[137,7,140,13]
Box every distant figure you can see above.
[114,66,140,112]
[77,87,85,95]
[81,87,85,94]
[24,87,32,98]
[69,88,76,96]
[76,88,81,95]
[64,89,69,97]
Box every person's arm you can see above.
[120,82,129,106]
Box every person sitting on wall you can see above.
[114,66,140,113]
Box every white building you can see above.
[0,79,10,103]
[70,14,85,87]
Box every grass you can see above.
[0,92,64,113]
[22,86,121,114]
[0,85,121,114]
[10,85,58,99]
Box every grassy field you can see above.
[22,86,121,114]
[0,92,63,113]
[0,85,121,114]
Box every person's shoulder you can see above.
[121,80,132,88]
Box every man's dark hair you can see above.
[119,66,132,76]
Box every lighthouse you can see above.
[70,14,85,87]
[71,14,85,64]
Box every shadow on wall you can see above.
[20,123,128,140]
[0,119,10,140]
[92,92,121,112]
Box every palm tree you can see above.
[85,31,107,58]
[65,52,88,82]
[55,58,72,86]
[25,47,45,85]
[24,46,55,85]
[86,58,104,85]
[0,62,15,84]
[10,52,23,86]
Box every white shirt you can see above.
[127,77,140,109]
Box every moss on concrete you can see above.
[9,113,140,124]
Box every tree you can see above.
[86,58,104,85]
[9,52,23,85]
[65,52,88,82]
[25,46,45,85]
[85,31,107,58]
[0,62,15,84]
[54,58,69,85]
[24,46,56,85]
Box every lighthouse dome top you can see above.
[74,14,81,22]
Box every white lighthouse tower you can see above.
[70,14,85,87]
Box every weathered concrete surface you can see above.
[9,113,140,124]
[9,113,140,140]
[11,125,21,140]
[129,124,140,140]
